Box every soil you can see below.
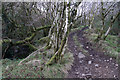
[67,27,119,79]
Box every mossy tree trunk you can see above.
[18,2,81,65]
[95,2,116,42]
[103,12,120,40]
[95,2,105,42]
[2,25,51,58]
[46,2,81,65]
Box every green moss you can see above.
[2,48,73,78]
[0,40,2,46]
[105,35,118,51]
[85,30,119,60]
[71,26,85,32]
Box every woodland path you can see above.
[67,27,119,79]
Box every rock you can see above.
[85,74,92,79]
[115,64,118,67]
[85,67,88,70]
[106,66,108,68]
[86,73,92,76]
[82,74,85,77]
[78,52,85,59]
[75,72,79,75]
[25,59,41,66]
[6,66,9,70]
[6,65,14,71]
[104,60,106,62]
[95,64,99,67]
[92,58,94,60]
[79,61,83,63]
[110,58,112,60]
[90,55,92,56]
[114,75,116,77]
[86,46,89,48]
[88,61,92,64]
[76,53,78,56]
[99,59,101,61]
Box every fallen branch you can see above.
[2,25,51,59]
[2,25,51,45]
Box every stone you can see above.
[82,74,85,77]
[25,59,41,66]
[114,75,116,77]
[75,72,79,75]
[88,61,92,64]
[6,65,14,71]
[85,67,88,70]
[78,52,85,59]
[106,66,108,68]
[99,59,101,61]
[85,74,92,79]
[79,61,83,63]
[115,64,118,67]
[86,73,92,76]
[92,58,94,59]
[90,55,92,56]
[110,58,112,60]
[95,64,99,67]
[104,60,107,62]
[86,46,89,48]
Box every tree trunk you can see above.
[18,2,81,65]
[46,2,80,65]
[103,12,120,40]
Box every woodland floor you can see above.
[67,27,119,79]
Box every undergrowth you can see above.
[2,48,73,78]
[84,29,119,62]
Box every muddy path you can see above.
[67,27,119,79]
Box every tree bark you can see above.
[103,12,120,40]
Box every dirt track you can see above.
[67,27,119,79]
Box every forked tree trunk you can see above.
[46,2,80,65]
[18,2,81,65]
[103,12,120,40]
[96,2,117,42]
[46,2,69,65]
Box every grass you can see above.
[84,29,119,62]
[71,25,85,32]
[0,61,2,79]
[0,40,2,46]
[2,48,74,78]
[105,35,119,52]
